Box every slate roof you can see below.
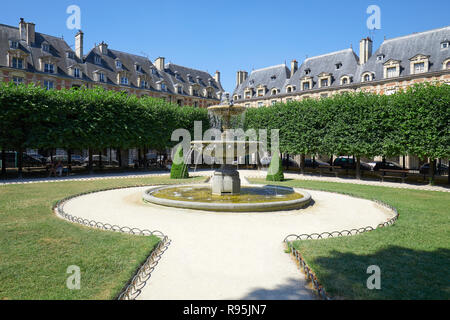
[356,26,450,82]
[233,64,291,99]
[289,48,359,91]
[0,20,223,99]
[232,25,450,100]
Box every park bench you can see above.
[378,169,409,183]
[318,165,342,178]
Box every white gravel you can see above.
[61,185,395,300]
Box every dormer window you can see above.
[73,68,81,78]
[320,79,328,87]
[383,59,401,78]
[44,63,54,74]
[141,80,148,89]
[271,75,277,80]
[99,73,105,82]
[161,83,166,91]
[302,82,310,90]
[362,72,374,82]
[409,54,429,75]
[12,57,24,69]
[318,72,332,88]
[120,76,129,85]
[94,55,102,65]
[177,86,183,94]
[116,60,122,69]
[335,63,342,70]
[135,64,142,72]
[10,41,18,49]
[151,68,157,75]
[305,69,311,75]
[42,43,50,52]
[271,88,278,95]
[441,41,449,49]
[377,54,385,62]
[340,76,351,85]
[67,52,75,59]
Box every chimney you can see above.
[155,57,165,71]
[98,41,108,55]
[236,70,248,86]
[290,60,298,77]
[75,30,84,59]
[19,18,27,42]
[359,37,373,64]
[214,70,221,83]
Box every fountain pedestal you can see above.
[211,165,241,195]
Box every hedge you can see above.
[245,83,450,184]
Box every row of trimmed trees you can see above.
[0,83,210,178]
[244,83,450,184]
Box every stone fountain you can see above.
[143,94,311,212]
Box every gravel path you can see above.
[61,184,395,300]
[2,169,448,193]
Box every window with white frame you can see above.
[73,68,81,78]
[120,76,128,85]
[320,78,329,87]
[12,57,24,69]
[44,63,54,73]
[161,83,166,91]
[95,55,102,65]
[13,76,24,85]
[441,42,449,49]
[258,102,264,107]
[99,73,105,82]
[447,61,450,70]
[44,80,54,90]
[116,60,122,68]
[414,62,425,73]
[67,52,75,59]
[387,67,397,78]
[10,41,18,49]
[151,68,157,75]
[141,80,148,89]
[271,100,277,105]
[245,104,250,108]
[257,89,264,97]
[271,89,278,95]
[302,82,310,90]
[42,44,50,52]
[177,86,183,94]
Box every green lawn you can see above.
[0,176,203,300]
[251,178,450,300]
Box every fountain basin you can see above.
[143,184,311,212]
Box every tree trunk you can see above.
[356,156,361,180]
[138,148,142,169]
[88,148,93,174]
[285,154,290,171]
[117,148,122,168]
[67,149,72,175]
[402,156,406,170]
[1,149,6,178]
[448,160,450,185]
[429,159,436,186]
[330,155,334,171]
[99,149,103,169]
[300,154,306,174]
[17,148,23,179]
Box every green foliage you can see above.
[266,151,284,181]
[170,145,189,179]
[244,84,450,160]
[0,83,210,152]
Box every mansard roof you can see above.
[357,26,450,81]
[234,64,290,98]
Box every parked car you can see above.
[83,155,119,167]
[419,163,449,175]
[367,161,404,172]
[46,155,84,166]
[333,157,371,170]
[1,152,43,168]
[304,159,331,168]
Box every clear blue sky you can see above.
[1,0,449,92]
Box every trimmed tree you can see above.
[266,151,284,181]
[170,145,189,179]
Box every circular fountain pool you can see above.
[143,185,311,212]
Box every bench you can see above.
[318,165,342,178]
[379,169,409,183]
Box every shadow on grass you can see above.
[299,245,450,300]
